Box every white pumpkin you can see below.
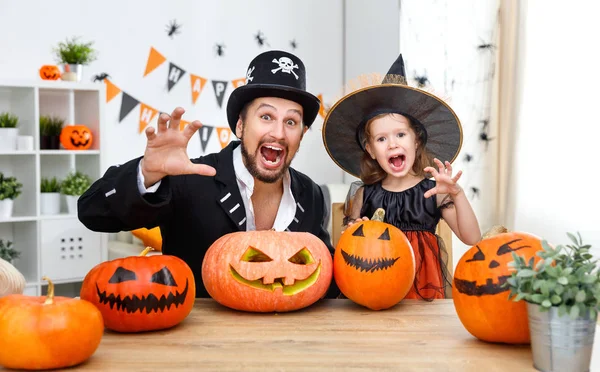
[0,258,26,297]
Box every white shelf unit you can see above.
[0,80,108,297]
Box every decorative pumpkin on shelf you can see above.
[80,247,195,333]
[0,276,103,370]
[334,208,416,310]
[202,230,333,313]
[39,65,61,80]
[452,226,544,344]
[0,258,26,297]
[60,124,93,150]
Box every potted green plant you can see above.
[40,177,62,215]
[0,112,19,151]
[52,36,98,82]
[39,115,64,150]
[60,171,91,214]
[506,232,599,372]
[0,239,20,264]
[0,173,23,219]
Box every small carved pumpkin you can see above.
[452,226,544,344]
[0,277,103,370]
[60,125,93,150]
[202,230,333,312]
[334,208,416,310]
[39,65,61,80]
[80,247,195,333]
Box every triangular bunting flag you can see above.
[198,125,214,153]
[119,92,140,122]
[231,78,246,89]
[104,79,121,103]
[216,127,232,149]
[190,74,208,105]
[211,80,229,108]
[318,94,326,118]
[179,119,190,131]
[139,103,158,133]
[144,47,167,77]
[167,62,186,92]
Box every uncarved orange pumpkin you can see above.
[39,65,61,80]
[80,247,195,333]
[452,226,544,344]
[202,230,333,312]
[334,208,416,310]
[60,124,93,150]
[0,277,103,370]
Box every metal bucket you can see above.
[60,64,83,82]
[527,302,597,372]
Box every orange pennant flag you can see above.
[179,119,188,131]
[144,47,167,77]
[190,74,208,104]
[231,78,246,89]
[104,79,121,103]
[216,127,232,149]
[318,94,326,118]
[139,103,158,133]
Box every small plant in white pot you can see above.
[40,177,62,215]
[506,232,599,372]
[39,115,64,150]
[0,112,19,151]
[52,36,98,82]
[0,173,23,219]
[60,171,91,215]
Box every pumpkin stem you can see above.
[372,208,385,222]
[482,225,509,239]
[42,276,54,305]
[140,247,155,256]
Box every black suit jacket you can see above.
[78,141,339,298]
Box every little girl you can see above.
[322,54,481,301]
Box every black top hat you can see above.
[322,54,463,179]
[226,50,320,133]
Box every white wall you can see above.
[513,1,600,254]
[0,0,346,185]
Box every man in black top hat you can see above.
[78,50,339,299]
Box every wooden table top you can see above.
[33,299,600,371]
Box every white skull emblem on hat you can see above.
[246,66,255,83]
[271,57,299,79]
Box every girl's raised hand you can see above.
[342,216,369,233]
[423,158,463,198]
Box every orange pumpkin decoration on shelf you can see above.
[452,226,544,344]
[0,277,104,370]
[80,247,195,333]
[60,125,93,150]
[202,230,333,313]
[39,65,61,80]
[334,208,416,310]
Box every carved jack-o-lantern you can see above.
[202,230,333,312]
[334,208,416,310]
[60,125,93,150]
[39,65,61,80]
[80,248,196,333]
[452,227,543,344]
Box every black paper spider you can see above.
[413,72,429,88]
[166,19,182,39]
[290,39,298,49]
[463,153,474,163]
[479,119,489,132]
[91,73,110,82]
[477,41,495,51]
[479,132,495,150]
[470,187,480,199]
[214,43,225,57]
[255,31,269,47]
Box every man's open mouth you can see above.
[260,144,285,168]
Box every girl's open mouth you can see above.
[388,154,406,172]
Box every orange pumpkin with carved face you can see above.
[202,230,333,312]
[39,65,61,80]
[334,209,416,310]
[60,125,93,150]
[452,227,544,344]
[80,248,195,333]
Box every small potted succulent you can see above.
[60,171,91,214]
[0,239,20,264]
[0,112,19,151]
[39,115,64,150]
[52,36,98,82]
[0,173,23,219]
[40,177,62,215]
[506,232,599,372]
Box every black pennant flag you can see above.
[198,125,214,153]
[211,80,228,108]
[167,62,186,92]
[119,92,140,122]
